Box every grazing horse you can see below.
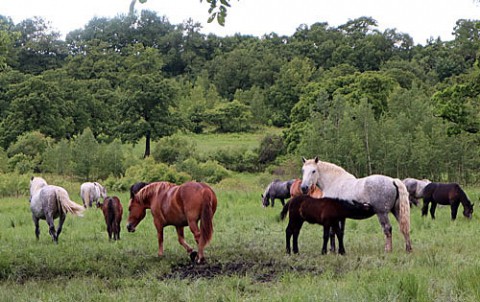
[126,181,217,264]
[402,178,431,207]
[421,182,474,220]
[97,196,123,240]
[280,195,376,255]
[80,182,107,208]
[300,157,412,253]
[29,176,84,243]
[261,179,295,207]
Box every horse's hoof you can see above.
[196,257,206,265]
[190,251,198,263]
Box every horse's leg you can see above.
[55,213,66,241]
[107,222,113,240]
[292,221,304,254]
[187,218,207,263]
[45,214,58,243]
[329,225,337,253]
[450,201,460,220]
[176,226,194,254]
[334,222,345,255]
[152,219,165,257]
[271,197,275,208]
[322,225,330,255]
[429,202,437,219]
[280,198,285,207]
[421,198,430,217]
[32,215,40,240]
[377,213,393,252]
[286,224,293,254]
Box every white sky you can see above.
[1,0,480,45]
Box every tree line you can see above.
[0,12,479,184]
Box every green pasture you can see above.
[0,176,479,301]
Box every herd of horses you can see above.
[28,157,475,264]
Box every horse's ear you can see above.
[302,157,307,163]
[31,176,34,181]
[261,194,264,198]
[314,156,319,163]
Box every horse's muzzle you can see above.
[300,185,309,194]
[126,223,136,233]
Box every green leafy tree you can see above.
[41,139,73,175]
[72,128,99,180]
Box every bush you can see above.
[256,134,285,165]
[176,158,229,183]
[209,147,259,173]
[152,134,197,165]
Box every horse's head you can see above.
[126,197,147,233]
[300,157,319,194]
[261,194,269,207]
[463,202,474,219]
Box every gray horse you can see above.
[300,157,412,253]
[261,179,295,207]
[80,182,107,208]
[30,177,84,243]
[402,178,431,207]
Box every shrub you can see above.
[210,147,259,172]
[152,134,197,165]
[176,158,229,183]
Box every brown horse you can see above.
[421,182,474,220]
[126,181,217,264]
[97,196,123,240]
[290,178,323,198]
[280,195,376,255]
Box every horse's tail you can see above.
[200,188,217,246]
[280,199,291,220]
[393,179,410,241]
[56,188,85,217]
[107,198,115,227]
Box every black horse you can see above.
[421,182,474,220]
[261,179,295,207]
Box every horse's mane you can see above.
[316,160,356,179]
[30,177,48,194]
[135,182,176,203]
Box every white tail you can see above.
[56,188,85,217]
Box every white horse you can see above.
[30,177,84,243]
[80,182,107,208]
[300,157,412,253]
[402,178,431,207]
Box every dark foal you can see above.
[280,195,375,255]
[98,196,123,240]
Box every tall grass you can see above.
[1,178,479,301]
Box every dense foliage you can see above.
[1,12,480,185]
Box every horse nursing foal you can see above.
[301,157,412,253]
[97,196,123,240]
[280,195,375,255]
[29,177,84,243]
[126,181,217,264]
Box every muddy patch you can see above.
[160,259,321,282]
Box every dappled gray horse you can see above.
[80,182,107,208]
[30,177,84,243]
[402,178,431,207]
[261,179,295,207]
[300,157,412,253]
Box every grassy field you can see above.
[1,175,479,301]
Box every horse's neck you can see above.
[317,163,356,193]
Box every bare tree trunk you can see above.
[144,130,151,158]
[364,118,372,175]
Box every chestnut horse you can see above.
[126,181,217,264]
[97,196,123,240]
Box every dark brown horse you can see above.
[97,196,123,240]
[421,182,474,220]
[280,195,375,255]
[126,181,217,264]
